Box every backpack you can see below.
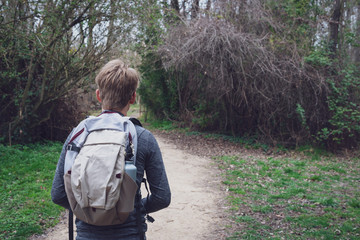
[63,111,139,226]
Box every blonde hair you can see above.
[95,59,139,110]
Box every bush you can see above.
[317,65,360,148]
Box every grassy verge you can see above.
[0,142,63,239]
[141,119,175,131]
[216,152,360,239]
[125,117,360,239]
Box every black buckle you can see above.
[66,144,73,151]
[66,143,80,153]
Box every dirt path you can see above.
[30,134,228,240]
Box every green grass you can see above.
[0,142,63,239]
[140,117,177,131]
[216,154,360,239]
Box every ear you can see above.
[96,89,102,103]
[129,91,136,104]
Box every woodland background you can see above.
[1,0,359,150]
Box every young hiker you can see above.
[51,59,171,239]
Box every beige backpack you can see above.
[63,112,138,226]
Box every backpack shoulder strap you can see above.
[64,117,93,175]
[129,118,142,127]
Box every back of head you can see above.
[95,59,139,110]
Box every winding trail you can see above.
[30,134,227,240]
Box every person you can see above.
[51,59,171,240]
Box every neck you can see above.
[103,106,128,116]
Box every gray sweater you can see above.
[51,124,171,239]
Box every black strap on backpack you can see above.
[135,191,143,240]
[136,178,155,240]
[129,117,142,127]
[69,209,74,240]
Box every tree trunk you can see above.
[354,3,360,63]
[205,0,211,17]
[88,2,95,48]
[191,0,199,19]
[206,0,211,11]
[182,0,187,18]
[106,0,116,49]
[171,0,180,14]
[329,0,343,58]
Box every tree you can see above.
[139,0,360,149]
[353,1,360,63]
[329,0,344,58]
[0,0,136,144]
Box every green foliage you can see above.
[304,49,332,67]
[134,1,180,121]
[217,153,360,239]
[0,142,63,239]
[295,103,307,128]
[191,100,221,130]
[269,0,321,51]
[282,0,318,18]
[316,65,360,147]
[138,56,179,119]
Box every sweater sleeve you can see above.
[138,130,171,214]
[51,131,73,209]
